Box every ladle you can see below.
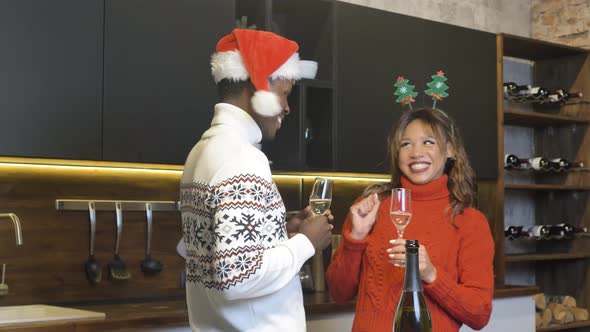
[84,201,101,284]
[141,202,162,275]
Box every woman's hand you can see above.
[387,239,438,284]
[349,193,380,240]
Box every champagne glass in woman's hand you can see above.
[390,188,412,267]
[309,177,333,216]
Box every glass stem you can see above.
[397,230,404,239]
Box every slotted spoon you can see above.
[108,202,131,280]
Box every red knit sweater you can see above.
[326,175,494,332]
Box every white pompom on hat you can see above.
[211,29,301,117]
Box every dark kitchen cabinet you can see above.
[102,0,234,164]
[0,0,103,160]
[237,0,336,172]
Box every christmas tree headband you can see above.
[393,70,454,135]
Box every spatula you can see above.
[108,202,131,280]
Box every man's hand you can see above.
[287,206,334,238]
[298,210,333,251]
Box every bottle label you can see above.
[530,157,542,170]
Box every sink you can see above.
[0,304,105,326]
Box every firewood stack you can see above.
[533,293,589,328]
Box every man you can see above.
[179,29,333,332]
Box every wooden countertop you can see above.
[0,284,538,331]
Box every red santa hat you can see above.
[211,29,301,117]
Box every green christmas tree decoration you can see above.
[425,70,449,108]
[393,76,418,110]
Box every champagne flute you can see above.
[309,177,333,216]
[390,188,412,267]
[308,177,333,292]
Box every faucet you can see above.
[0,213,23,245]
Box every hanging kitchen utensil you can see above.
[84,201,101,284]
[108,202,131,280]
[0,264,8,296]
[141,202,163,275]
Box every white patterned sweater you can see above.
[179,103,315,332]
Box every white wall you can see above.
[338,0,532,37]
[307,296,535,332]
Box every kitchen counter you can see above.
[0,284,537,331]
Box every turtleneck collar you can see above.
[400,174,450,201]
[203,103,262,147]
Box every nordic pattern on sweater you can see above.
[180,173,287,291]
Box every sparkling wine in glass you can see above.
[390,188,412,267]
[309,177,333,216]
[390,188,412,239]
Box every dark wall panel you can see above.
[102,0,234,164]
[0,0,103,160]
[336,3,424,174]
[422,19,497,180]
[336,2,497,179]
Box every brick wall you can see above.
[532,0,590,49]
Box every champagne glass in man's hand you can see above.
[299,178,334,250]
[309,177,333,216]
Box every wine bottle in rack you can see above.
[503,82,529,96]
[550,158,585,171]
[524,225,551,240]
[555,223,588,239]
[529,157,551,171]
[528,86,550,100]
[504,154,530,169]
[547,90,584,103]
[505,226,531,240]
[547,159,563,172]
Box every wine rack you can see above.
[498,33,590,331]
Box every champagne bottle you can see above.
[393,240,432,332]
[504,154,530,169]
[529,157,551,171]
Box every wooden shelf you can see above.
[506,252,590,262]
[505,184,590,191]
[538,320,590,331]
[501,33,588,60]
[504,109,590,127]
[504,168,590,174]
[494,284,539,298]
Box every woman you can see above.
[326,108,494,331]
